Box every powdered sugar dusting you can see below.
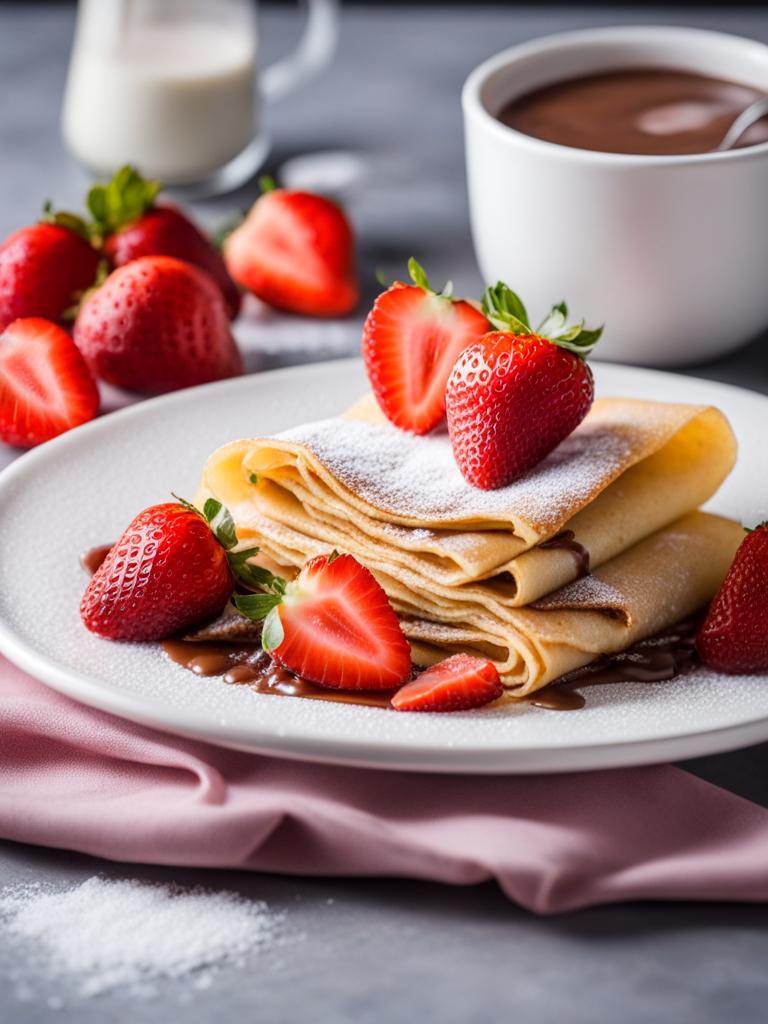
[532,574,626,611]
[279,405,663,530]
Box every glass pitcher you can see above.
[61,0,339,193]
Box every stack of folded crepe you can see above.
[197,393,743,697]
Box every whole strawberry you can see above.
[89,166,241,318]
[0,218,100,331]
[224,179,358,318]
[363,259,490,434]
[73,255,243,394]
[446,283,602,489]
[697,523,768,673]
[81,497,257,642]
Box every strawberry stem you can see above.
[171,493,287,594]
[482,282,531,336]
[40,201,93,244]
[86,164,161,241]
[482,282,603,359]
[408,258,454,300]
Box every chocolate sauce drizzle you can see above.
[81,545,700,713]
[531,616,701,710]
[539,530,590,578]
[161,639,395,707]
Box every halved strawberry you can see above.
[223,180,358,318]
[234,551,412,690]
[391,653,503,712]
[362,259,490,434]
[0,317,100,448]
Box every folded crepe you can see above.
[197,394,740,694]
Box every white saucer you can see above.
[0,359,766,774]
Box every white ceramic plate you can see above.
[0,359,767,774]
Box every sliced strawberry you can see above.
[0,318,99,448]
[223,183,359,318]
[391,653,503,712]
[90,166,241,319]
[234,551,412,690]
[362,259,490,434]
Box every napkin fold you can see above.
[1,654,767,914]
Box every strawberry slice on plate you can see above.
[362,259,490,434]
[223,180,359,318]
[0,317,99,448]
[234,551,412,690]
[391,653,503,712]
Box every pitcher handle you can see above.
[261,0,339,102]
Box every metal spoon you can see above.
[716,95,768,151]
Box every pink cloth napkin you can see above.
[1,653,768,914]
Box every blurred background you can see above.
[2,2,768,379]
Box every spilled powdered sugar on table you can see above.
[0,876,290,1005]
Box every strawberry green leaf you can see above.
[484,284,602,359]
[482,282,531,335]
[550,323,603,357]
[258,175,277,194]
[536,302,569,339]
[227,546,287,594]
[408,257,433,293]
[233,593,282,620]
[407,257,453,300]
[327,549,341,564]
[261,606,285,652]
[202,498,238,550]
[248,473,259,485]
[172,493,200,516]
[40,202,93,243]
[87,164,161,237]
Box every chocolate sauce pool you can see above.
[161,617,700,713]
[161,639,395,708]
[497,68,768,155]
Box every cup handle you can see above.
[260,0,339,102]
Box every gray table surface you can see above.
[2,4,768,1022]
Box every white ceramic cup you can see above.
[462,26,768,366]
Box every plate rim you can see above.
[1,358,767,774]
